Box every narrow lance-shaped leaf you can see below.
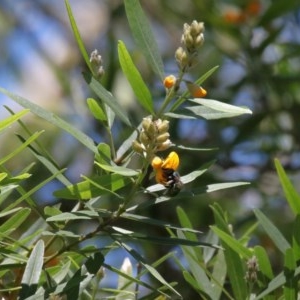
[64,0,93,73]
[0,87,97,153]
[83,72,132,127]
[118,41,154,114]
[274,158,300,215]
[19,240,44,299]
[211,203,248,300]
[0,109,29,132]
[254,208,290,254]
[124,0,164,80]
[284,248,298,300]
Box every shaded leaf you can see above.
[0,87,97,153]
[211,203,248,300]
[83,72,132,127]
[254,209,290,254]
[274,158,300,215]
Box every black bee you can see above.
[162,168,184,197]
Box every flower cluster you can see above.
[245,256,259,283]
[132,117,171,157]
[175,20,205,71]
[90,49,105,79]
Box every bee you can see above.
[151,151,183,197]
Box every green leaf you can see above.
[87,98,107,122]
[44,206,62,217]
[176,230,213,296]
[254,209,290,254]
[211,249,227,300]
[0,208,31,233]
[274,158,300,215]
[211,203,248,300]
[284,248,298,299]
[118,41,154,114]
[112,227,215,248]
[292,215,300,261]
[253,246,273,280]
[121,212,202,234]
[256,265,300,300]
[64,0,93,73]
[211,226,252,259]
[0,131,44,165]
[0,109,29,132]
[47,211,97,222]
[124,0,164,80]
[95,162,138,176]
[83,72,132,127]
[95,143,111,165]
[54,173,130,200]
[0,87,97,153]
[183,98,252,120]
[119,242,181,298]
[19,240,44,300]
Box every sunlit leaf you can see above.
[19,240,44,299]
[118,40,154,114]
[54,173,130,200]
[87,98,107,122]
[0,109,29,132]
[64,0,92,73]
[124,0,164,79]
[210,226,252,258]
[95,162,138,176]
[274,158,300,215]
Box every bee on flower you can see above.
[151,151,183,196]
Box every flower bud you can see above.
[163,75,177,89]
[139,131,150,146]
[132,140,144,154]
[156,132,170,143]
[157,120,169,134]
[156,140,172,151]
[142,117,152,131]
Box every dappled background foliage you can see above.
[1,0,300,298]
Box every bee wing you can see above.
[162,151,179,170]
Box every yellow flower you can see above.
[151,151,180,185]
